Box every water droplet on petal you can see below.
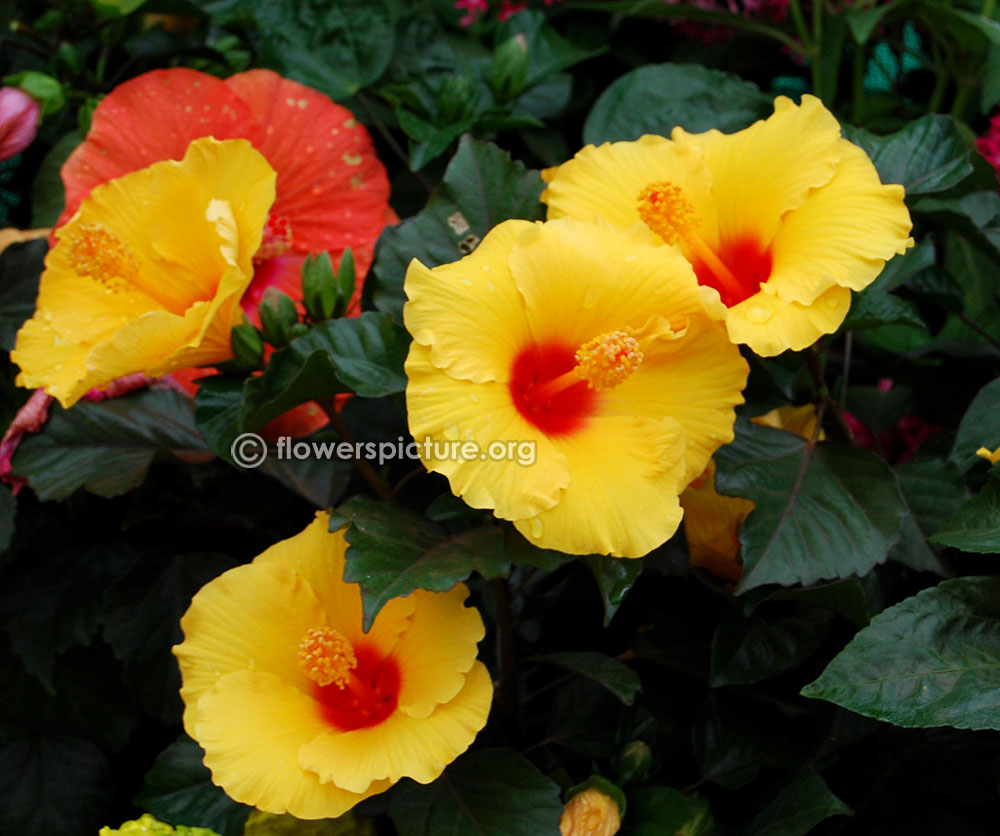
[444,425,460,441]
[746,307,772,324]
[470,394,480,403]
[529,518,544,538]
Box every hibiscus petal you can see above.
[194,670,391,819]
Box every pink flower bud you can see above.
[0,87,41,161]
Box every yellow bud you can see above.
[559,787,622,836]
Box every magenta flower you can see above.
[0,88,40,161]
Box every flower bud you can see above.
[258,287,301,347]
[0,87,40,160]
[613,740,652,786]
[559,784,624,836]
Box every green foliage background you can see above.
[5,0,1000,834]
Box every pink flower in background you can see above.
[664,0,789,43]
[0,88,40,160]
[456,0,489,25]
[500,0,528,20]
[976,112,1000,178]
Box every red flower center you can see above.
[312,644,400,731]
[509,341,598,436]
[692,236,773,308]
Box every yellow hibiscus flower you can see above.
[173,512,492,819]
[404,217,748,558]
[681,403,822,580]
[541,95,914,357]
[559,787,622,836]
[12,137,276,407]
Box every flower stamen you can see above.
[255,213,293,262]
[637,181,746,304]
[68,223,139,293]
[298,627,383,712]
[525,330,643,406]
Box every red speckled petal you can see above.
[59,68,261,230]
[225,70,391,276]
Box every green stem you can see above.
[983,0,996,19]
[951,80,972,119]
[811,0,824,98]
[788,0,813,54]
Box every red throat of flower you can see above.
[637,182,772,308]
[509,331,642,435]
[298,627,399,731]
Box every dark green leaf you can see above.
[710,604,832,686]
[103,552,237,722]
[503,525,576,570]
[535,651,641,704]
[12,389,210,501]
[136,734,251,836]
[333,496,509,629]
[932,468,1000,553]
[193,374,244,462]
[0,735,114,836]
[714,420,907,592]
[623,786,713,836]
[846,0,901,44]
[802,577,1000,729]
[0,542,133,690]
[30,130,80,227]
[890,457,966,572]
[843,116,973,194]
[242,312,408,430]
[0,238,45,351]
[746,579,871,629]
[843,286,925,331]
[692,695,805,788]
[749,770,851,836]
[373,136,545,317]
[388,748,562,836]
[257,453,353,509]
[950,377,1000,472]
[584,63,772,145]
[584,554,644,626]
[253,0,394,100]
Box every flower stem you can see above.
[316,397,394,501]
[803,345,853,443]
[491,577,519,742]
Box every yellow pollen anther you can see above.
[298,627,357,688]
[637,181,744,303]
[68,223,139,292]
[636,182,695,246]
[575,330,643,390]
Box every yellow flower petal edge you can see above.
[542,94,914,357]
[173,512,492,820]
[404,216,748,558]
[12,136,276,407]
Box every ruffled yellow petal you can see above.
[508,218,721,347]
[542,134,716,236]
[976,446,1000,465]
[12,137,275,407]
[515,414,687,558]
[174,562,327,732]
[725,284,852,357]
[676,94,842,246]
[11,317,100,405]
[194,671,391,819]
[391,585,485,718]
[768,139,913,306]
[607,314,748,484]
[403,220,535,383]
[406,340,569,520]
[298,661,493,793]
[680,461,753,582]
[253,512,416,653]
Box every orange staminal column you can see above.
[298,627,379,708]
[525,330,643,407]
[637,182,745,305]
